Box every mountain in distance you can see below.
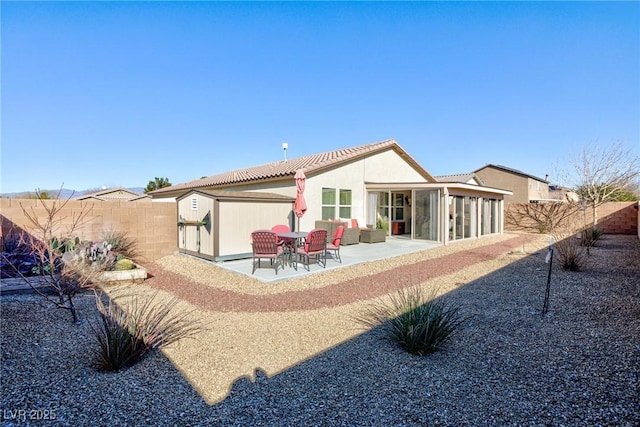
[1,187,146,199]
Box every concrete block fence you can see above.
[0,199,177,262]
[506,201,639,236]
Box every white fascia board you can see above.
[365,182,513,196]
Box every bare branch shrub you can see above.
[565,141,640,227]
[0,188,98,323]
[506,202,579,234]
[552,227,588,271]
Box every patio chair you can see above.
[295,228,328,271]
[272,224,296,264]
[326,225,344,263]
[271,224,294,246]
[251,229,285,275]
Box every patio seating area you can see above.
[228,236,441,283]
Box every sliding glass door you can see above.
[449,195,477,241]
[414,190,439,241]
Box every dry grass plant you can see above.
[552,227,588,271]
[92,290,204,371]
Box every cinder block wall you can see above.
[596,202,639,235]
[0,199,177,262]
[506,201,639,236]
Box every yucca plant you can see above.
[101,229,141,263]
[356,287,468,355]
[92,291,203,371]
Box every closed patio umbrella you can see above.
[294,169,307,231]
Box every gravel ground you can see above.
[1,233,638,426]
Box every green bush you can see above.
[92,292,203,371]
[114,258,135,271]
[356,287,468,355]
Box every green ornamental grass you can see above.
[357,287,468,355]
[92,292,203,371]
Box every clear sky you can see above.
[2,1,639,194]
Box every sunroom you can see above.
[364,182,511,245]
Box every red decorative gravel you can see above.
[145,235,538,313]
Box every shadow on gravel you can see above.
[2,235,638,425]
[210,235,639,426]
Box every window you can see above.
[339,189,352,218]
[191,197,198,210]
[322,187,352,219]
[392,193,404,221]
[321,188,336,219]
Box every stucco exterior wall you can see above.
[210,149,429,231]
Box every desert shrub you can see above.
[92,291,203,371]
[102,230,140,263]
[580,227,602,249]
[356,287,467,355]
[552,230,587,271]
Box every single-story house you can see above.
[76,187,150,202]
[150,139,512,260]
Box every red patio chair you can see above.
[295,228,327,271]
[251,229,285,275]
[326,225,344,263]
[271,224,294,246]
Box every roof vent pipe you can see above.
[282,142,288,162]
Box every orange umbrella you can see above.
[294,169,307,230]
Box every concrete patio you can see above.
[213,236,442,283]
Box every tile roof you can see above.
[434,173,480,184]
[474,164,548,183]
[177,189,295,202]
[76,187,143,201]
[150,138,435,195]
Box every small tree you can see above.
[506,201,579,234]
[566,142,640,228]
[144,177,172,193]
[1,188,98,323]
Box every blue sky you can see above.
[2,1,639,193]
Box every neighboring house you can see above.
[435,173,484,186]
[548,185,580,203]
[76,187,150,202]
[151,139,512,259]
[474,164,549,203]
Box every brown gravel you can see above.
[147,233,544,312]
[2,233,638,425]
[138,233,549,403]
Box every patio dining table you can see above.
[276,231,308,270]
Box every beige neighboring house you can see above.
[435,173,484,186]
[76,187,149,202]
[474,164,549,203]
[548,185,580,202]
[151,139,513,260]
